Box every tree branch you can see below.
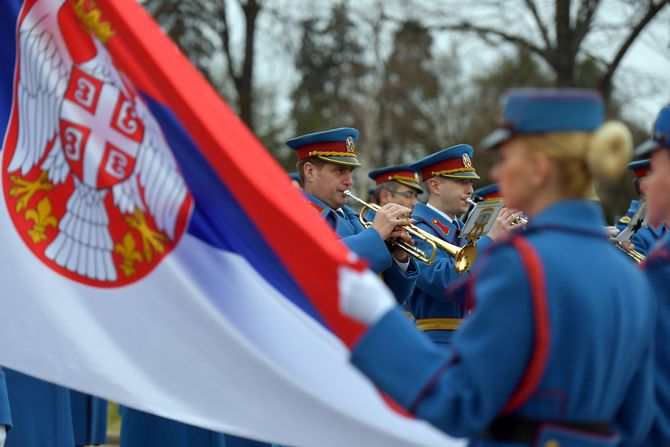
[599,0,669,96]
[523,0,552,48]
[433,21,550,61]
[573,0,601,51]
[219,0,242,90]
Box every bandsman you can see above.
[634,104,670,447]
[614,159,667,256]
[287,128,418,303]
[405,145,519,345]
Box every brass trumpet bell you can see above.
[344,190,477,272]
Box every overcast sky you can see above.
[222,0,670,131]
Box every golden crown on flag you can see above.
[72,0,115,44]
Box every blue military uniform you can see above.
[120,409,226,447]
[70,391,107,446]
[120,408,269,447]
[287,129,418,305]
[615,199,667,257]
[406,145,494,345]
[634,104,670,447]
[364,164,423,310]
[614,160,667,257]
[350,89,655,446]
[0,368,12,436]
[4,368,75,447]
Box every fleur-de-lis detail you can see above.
[9,171,53,213]
[125,208,167,263]
[25,196,58,243]
[115,232,143,276]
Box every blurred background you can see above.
[141,0,670,220]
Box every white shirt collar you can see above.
[426,203,454,224]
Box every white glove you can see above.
[339,267,395,325]
[0,424,7,447]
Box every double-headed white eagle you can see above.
[8,0,189,282]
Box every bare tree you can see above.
[416,0,669,101]
[144,0,263,130]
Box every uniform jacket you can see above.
[640,234,670,446]
[120,409,225,447]
[615,200,667,257]
[4,369,74,447]
[120,409,269,447]
[305,192,418,304]
[70,391,107,446]
[352,200,654,447]
[408,202,493,345]
[0,368,11,430]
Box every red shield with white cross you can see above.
[60,66,143,190]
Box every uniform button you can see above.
[544,439,560,447]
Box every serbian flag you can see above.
[0,0,460,445]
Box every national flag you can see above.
[0,0,461,445]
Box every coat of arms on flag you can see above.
[1,0,192,287]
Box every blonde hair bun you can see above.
[587,121,632,180]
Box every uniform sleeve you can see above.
[613,339,654,446]
[341,227,392,273]
[383,259,418,304]
[631,230,654,257]
[0,368,12,429]
[352,245,534,437]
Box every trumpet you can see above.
[344,190,477,272]
[612,241,646,264]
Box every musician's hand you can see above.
[390,228,413,262]
[372,203,413,240]
[604,226,620,238]
[488,207,524,241]
[620,240,635,251]
[0,424,6,447]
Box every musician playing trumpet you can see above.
[406,145,521,346]
[613,159,667,257]
[287,127,418,304]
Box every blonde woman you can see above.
[341,89,654,447]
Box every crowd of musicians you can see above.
[290,88,670,447]
[1,88,669,447]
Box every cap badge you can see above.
[345,136,355,153]
[462,153,472,168]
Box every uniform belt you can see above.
[482,415,610,445]
[415,318,463,331]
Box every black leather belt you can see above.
[481,415,610,445]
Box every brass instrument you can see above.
[344,190,477,272]
[611,202,647,264]
[612,241,646,264]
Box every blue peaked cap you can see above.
[368,163,423,192]
[286,127,361,166]
[481,88,605,150]
[409,144,480,181]
[627,159,650,171]
[634,105,670,157]
[473,183,501,201]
